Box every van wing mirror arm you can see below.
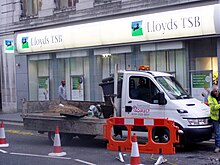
[158,92,167,105]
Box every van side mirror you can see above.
[158,92,167,105]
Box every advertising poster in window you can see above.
[38,77,49,101]
[190,71,212,102]
[71,76,84,101]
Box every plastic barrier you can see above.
[103,117,179,154]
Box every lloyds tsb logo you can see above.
[131,21,143,36]
[22,37,29,49]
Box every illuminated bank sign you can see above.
[146,16,200,33]
[16,4,220,53]
[132,16,201,37]
[20,35,62,50]
[4,39,14,53]
[22,37,29,48]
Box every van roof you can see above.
[119,70,173,77]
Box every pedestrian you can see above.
[201,86,210,104]
[208,85,220,153]
[58,80,67,103]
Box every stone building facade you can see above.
[0,0,219,112]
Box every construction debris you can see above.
[48,104,87,115]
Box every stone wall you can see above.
[0,0,217,112]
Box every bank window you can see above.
[143,50,176,73]
[28,60,49,101]
[55,0,79,10]
[195,57,218,85]
[21,0,42,17]
[143,49,186,87]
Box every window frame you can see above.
[129,76,160,104]
[54,0,79,11]
[21,0,41,17]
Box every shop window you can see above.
[143,50,176,73]
[55,0,79,10]
[21,0,42,17]
[195,57,218,85]
[29,60,49,101]
[143,49,186,88]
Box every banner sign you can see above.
[192,73,211,88]
[71,76,84,101]
[191,71,212,102]
[38,77,49,101]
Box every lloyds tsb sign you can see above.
[147,16,200,33]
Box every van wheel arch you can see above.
[174,122,185,144]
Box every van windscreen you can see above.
[155,76,191,99]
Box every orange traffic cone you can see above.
[48,126,66,157]
[0,121,9,147]
[127,133,144,165]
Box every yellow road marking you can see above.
[6,130,33,135]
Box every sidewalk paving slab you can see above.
[0,112,23,123]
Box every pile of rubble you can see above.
[48,104,87,115]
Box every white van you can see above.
[114,69,212,143]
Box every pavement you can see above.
[0,112,23,123]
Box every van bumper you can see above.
[182,126,212,143]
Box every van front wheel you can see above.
[152,127,170,143]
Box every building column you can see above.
[89,49,102,101]
[217,38,220,88]
[132,45,141,70]
[15,55,28,112]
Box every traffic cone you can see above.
[48,126,66,157]
[0,121,9,147]
[127,133,144,165]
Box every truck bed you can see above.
[22,100,106,136]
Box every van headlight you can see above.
[177,109,188,113]
[187,118,209,126]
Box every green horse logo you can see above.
[5,40,14,50]
[131,21,143,36]
[22,37,29,49]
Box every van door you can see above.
[122,75,166,118]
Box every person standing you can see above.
[208,85,220,153]
[201,86,210,105]
[58,80,67,103]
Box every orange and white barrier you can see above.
[48,126,66,157]
[103,117,179,154]
[127,133,144,165]
[0,121,9,147]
